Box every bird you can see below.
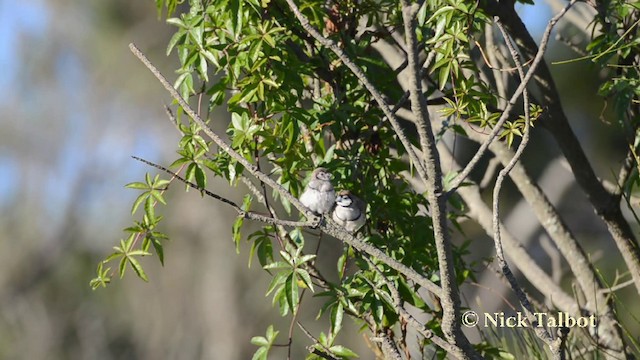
[300,167,335,215]
[332,190,366,233]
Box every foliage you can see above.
[93,0,640,358]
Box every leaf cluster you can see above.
[94,0,540,357]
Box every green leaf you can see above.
[150,190,167,205]
[265,271,287,297]
[127,250,152,257]
[285,273,299,313]
[145,196,156,221]
[330,302,344,336]
[118,256,127,278]
[194,164,207,189]
[251,336,268,347]
[263,261,290,270]
[438,62,451,90]
[296,268,314,292]
[166,17,186,28]
[104,251,123,263]
[167,30,186,56]
[337,251,347,279]
[251,347,267,360]
[232,215,244,253]
[125,181,149,190]
[329,345,358,358]
[131,193,148,215]
[198,53,209,82]
[324,144,336,163]
[152,237,165,266]
[89,262,112,290]
[127,256,149,282]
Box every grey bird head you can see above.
[312,167,332,181]
[299,167,335,215]
[332,190,366,233]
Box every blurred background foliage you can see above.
[0,0,637,359]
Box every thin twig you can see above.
[297,322,339,360]
[475,40,533,72]
[599,278,636,295]
[484,24,508,108]
[492,18,559,353]
[131,156,313,228]
[287,289,305,360]
[494,0,640,298]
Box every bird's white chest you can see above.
[300,187,335,214]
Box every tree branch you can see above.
[447,0,578,194]
[484,0,640,297]
[131,156,315,228]
[399,0,475,356]
[491,18,558,354]
[364,256,467,358]
[129,43,321,225]
[419,139,582,314]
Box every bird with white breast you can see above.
[332,190,366,233]
[299,167,335,215]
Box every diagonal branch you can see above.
[364,256,467,358]
[424,141,581,315]
[462,131,629,356]
[129,43,320,224]
[280,0,430,186]
[447,0,578,194]
[321,219,442,297]
[132,156,314,228]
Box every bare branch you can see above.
[447,0,578,194]
[492,18,558,352]
[399,0,475,356]
[321,219,442,297]
[370,334,403,360]
[423,128,582,314]
[486,0,640,297]
[599,278,636,295]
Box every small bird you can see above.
[300,167,335,215]
[332,190,366,233]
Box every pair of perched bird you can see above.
[299,167,366,233]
